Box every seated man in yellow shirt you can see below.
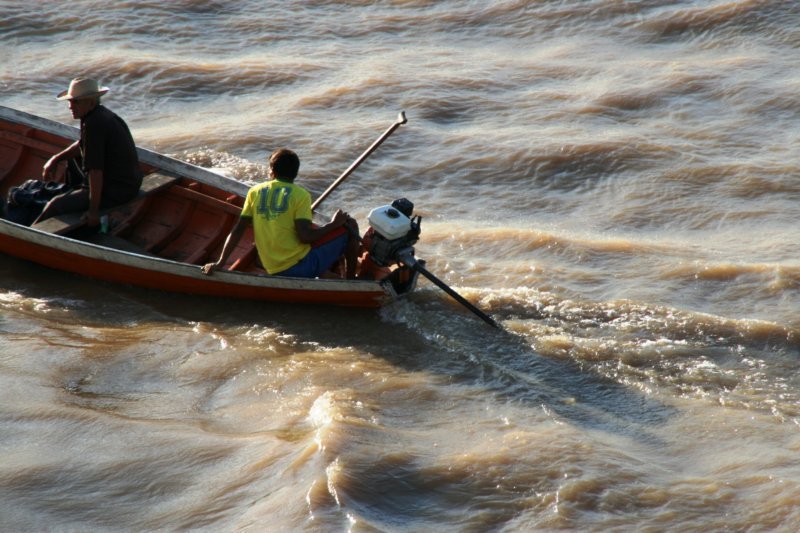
[202,148,359,279]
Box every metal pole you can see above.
[311,111,407,211]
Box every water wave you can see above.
[629,1,798,43]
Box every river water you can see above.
[2,1,800,531]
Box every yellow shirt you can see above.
[240,179,312,274]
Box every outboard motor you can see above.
[360,198,499,327]
[365,198,421,267]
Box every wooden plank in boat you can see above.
[0,129,63,154]
[84,233,156,256]
[31,172,180,235]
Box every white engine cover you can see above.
[368,205,412,240]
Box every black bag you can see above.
[3,158,85,226]
[4,179,73,226]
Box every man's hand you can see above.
[42,156,61,180]
[330,209,350,228]
[201,262,220,275]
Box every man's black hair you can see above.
[270,148,300,180]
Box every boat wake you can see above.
[383,284,800,426]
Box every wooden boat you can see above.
[0,105,421,308]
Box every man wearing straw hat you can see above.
[34,77,142,226]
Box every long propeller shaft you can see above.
[399,251,499,329]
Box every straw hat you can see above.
[57,77,109,101]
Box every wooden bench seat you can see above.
[83,233,155,256]
[31,172,179,235]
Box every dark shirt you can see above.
[80,105,142,205]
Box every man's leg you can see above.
[275,228,352,279]
[33,188,90,224]
[343,218,360,279]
